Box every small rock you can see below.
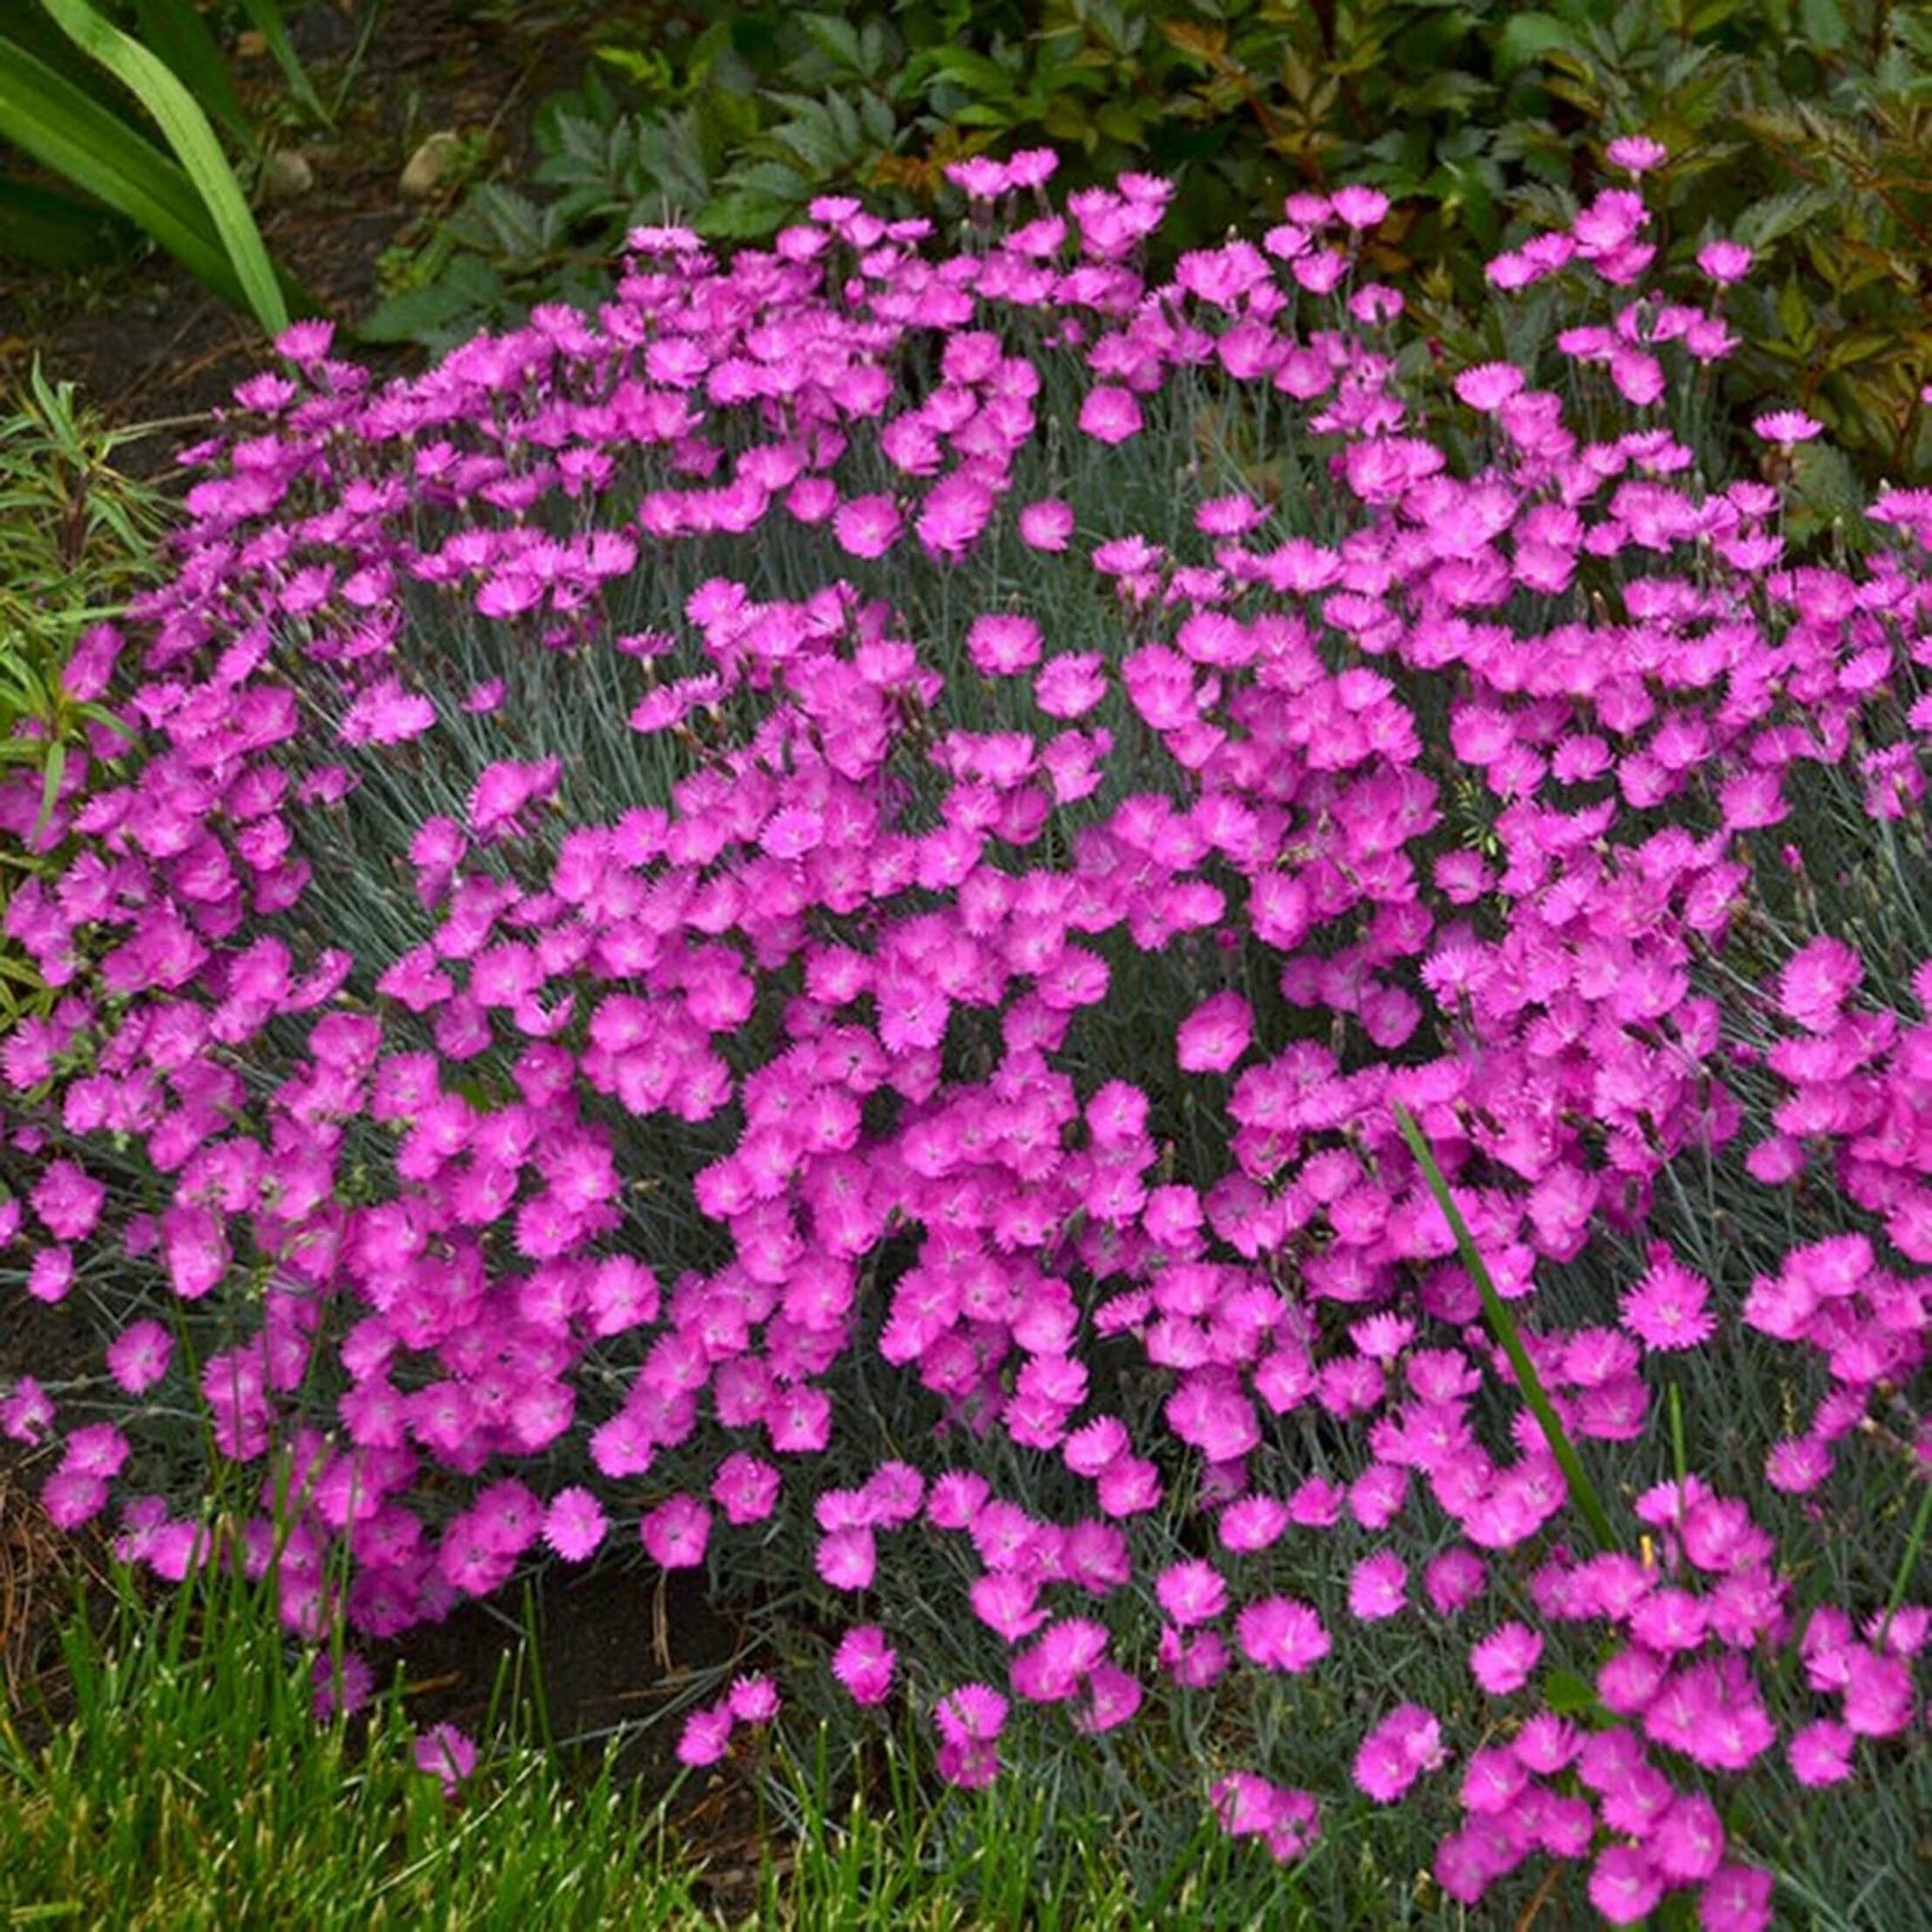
[399,131,464,201]
[262,148,314,200]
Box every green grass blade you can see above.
[1880,1480,1931,1647]
[0,31,246,306]
[130,0,254,150]
[35,0,289,335]
[31,741,66,845]
[1393,1101,1619,1552]
[238,0,329,126]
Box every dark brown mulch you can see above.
[0,0,595,471]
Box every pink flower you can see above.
[831,1625,897,1705]
[832,493,902,559]
[1842,1647,1915,1736]
[1235,1596,1330,1673]
[2,1377,54,1445]
[1073,1661,1142,1735]
[1699,1865,1774,1932]
[413,1722,477,1795]
[340,675,436,747]
[1453,362,1525,412]
[312,1650,374,1722]
[102,1320,171,1396]
[1353,1703,1446,1802]
[1424,1546,1487,1615]
[1697,239,1754,285]
[712,1452,782,1525]
[1753,408,1824,447]
[1610,348,1665,407]
[1513,1713,1582,1775]
[926,1471,991,1529]
[967,613,1044,677]
[1329,184,1389,231]
[935,1736,1000,1790]
[1018,499,1074,551]
[1078,385,1142,445]
[42,1470,108,1530]
[275,318,336,363]
[1788,1719,1855,1787]
[1155,1559,1229,1627]
[816,1525,878,1591]
[728,1673,781,1723]
[542,1486,607,1562]
[1014,1616,1110,1703]
[1218,1494,1289,1552]
[1348,1550,1409,1622]
[676,1701,735,1766]
[1620,1250,1717,1352]
[1176,990,1254,1073]
[946,155,1010,199]
[640,1494,712,1570]
[1589,1845,1664,1925]
[1653,1792,1726,1885]
[31,1159,106,1241]
[935,1682,1008,1745]
[1605,134,1668,175]
[1777,935,1862,1032]
[1033,652,1107,718]
[1468,1621,1542,1694]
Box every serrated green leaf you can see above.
[1402,72,1491,114]
[1732,185,1836,250]
[857,90,896,148]
[1797,0,1847,48]
[348,285,461,346]
[1777,276,1817,351]
[1791,442,1866,517]
[448,184,549,262]
[718,159,813,200]
[797,12,864,74]
[1494,10,1576,78]
[694,187,801,238]
[914,46,1021,96]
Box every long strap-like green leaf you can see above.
[130,0,257,151]
[0,32,245,305]
[1393,1102,1619,1552]
[35,0,289,335]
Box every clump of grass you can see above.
[0,1537,710,1929]
[0,1541,1356,1930]
[0,362,174,1025]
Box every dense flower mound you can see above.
[3,139,1929,1922]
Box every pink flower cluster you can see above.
[2,142,1928,1925]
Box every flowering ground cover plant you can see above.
[2,134,1929,1923]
